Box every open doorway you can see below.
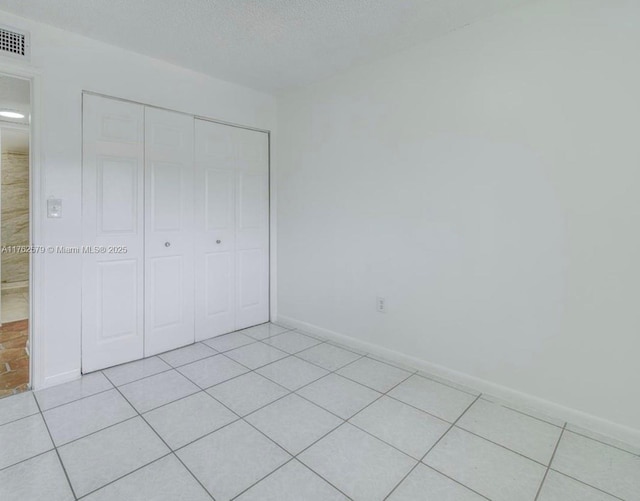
[0,73,30,398]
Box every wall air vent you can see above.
[0,25,30,60]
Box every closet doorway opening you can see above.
[0,73,30,398]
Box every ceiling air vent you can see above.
[0,25,30,60]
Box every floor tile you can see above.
[177,420,290,501]
[297,373,381,419]
[262,331,321,354]
[102,356,171,386]
[35,372,112,411]
[337,357,412,392]
[482,393,562,427]
[119,370,199,413]
[0,451,74,501]
[551,430,640,500]
[565,423,640,456]
[144,391,237,449]
[158,343,217,368]
[0,413,53,469]
[207,372,289,416]
[43,389,136,445]
[240,322,291,340]
[538,470,619,501]
[417,372,481,398]
[246,394,342,454]
[202,331,256,352]
[299,423,416,501]
[83,455,211,501]
[456,398,562,464]
[424,427,546,501]
[236,459,348,501]
[388,374,477,422]
[0,390,38,425]
[58,416,169,498]
[257,356,328,390]
[177,354,248,389]
[296,342,362,371]
[225,342,288,369]
[387,463,485,501]
[350,396,449,459]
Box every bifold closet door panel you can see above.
[144,107,195,356]
[234,127,269,330]
[194,119,269,340]
[82,95,145,372]
[194,120,236,339]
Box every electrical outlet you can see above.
[376,296,386,313]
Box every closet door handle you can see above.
[164,241,171,247]
[216,240,222,244]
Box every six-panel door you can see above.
[82,95,145,372]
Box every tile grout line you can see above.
[383,393,483,501]
[533,422,567,501]
[544,468,626,501]
[0,408,40,428]
[169,363,355,501]
[479,395,564,429]
[171,335,381,500]
[26,328,349,419]
[99,370,218,501]
[5,334,531,499]
[422,463,493,500]
[32,394,79,501]
[5,326,636,500]
[452,424,552,468]
[559,428,640,458]
[75,451,176,500]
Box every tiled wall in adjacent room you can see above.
[1,151,29,284]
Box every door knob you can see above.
[216,240,221,244]
[165,242,171,247]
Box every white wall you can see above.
[0,10,276,388]
[276,0,640,441]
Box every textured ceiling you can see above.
[0,0,532,92]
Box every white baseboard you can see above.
[275,314,640,450]
[41,369,80,390]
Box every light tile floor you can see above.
[0,322,638,500]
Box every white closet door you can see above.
[194,120,236,338]
[194,120,269,340]
[144,107,195,356]
[234,127,269,330]
[82,95,144,372]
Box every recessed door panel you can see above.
[101,114,140,143]
[151,161,183,231]
[206,169,234,230]
[150,256,184,328]
[238,173,265,230]
[237,249,262,309]
[98,157,138,233]
[144,107,195,356]
[82,95,144,372]
[97,260,138,340]
[206,252,233,316]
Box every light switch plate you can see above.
[47,198,62,218]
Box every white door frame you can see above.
[0,61,44,390]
